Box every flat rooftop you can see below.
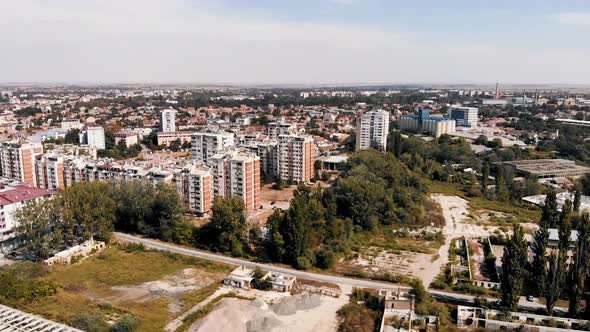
[502,159,590,178]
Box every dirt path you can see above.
[420,195,474,287]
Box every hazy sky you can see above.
[2,0,590,85]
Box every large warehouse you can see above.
[502,159,590,179]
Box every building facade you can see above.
[174,163,212,214]
[450,106,478,127]
[191,131,235,164]
[115,131,139,147]
[0,182,54,249]
[278,135,315,183]
[160,108,177,132]
[267,122,298,139]
[0,141,43,187]
[34,154,66,191]
[210,149,260,212]
[79,125,106,149]
[355,109,390,151]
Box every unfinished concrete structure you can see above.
[0,304,82,332]
[43,240,105,266]
[457,305,589,331]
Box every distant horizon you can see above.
[2,81,590,90]
[2,1,590,85]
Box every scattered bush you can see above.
[110,315,140,332]
[71,313,108,332]
[0,264,57,304]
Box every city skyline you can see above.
[2,0,590,84]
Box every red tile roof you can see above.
[0,184,54,206]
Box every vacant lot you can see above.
[335,246,434,281]
[21,245,231,332]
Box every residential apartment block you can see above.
[115,131,139,147]
[210,149,261,212]
[34,154,66,190]
[174,163,212,214]
[267,121,298,139]
[79,125,106,149]
[0,182,54,249]
[277,135,315,183]
[160,108,177,132]
[0,141,43,187]
[355,109,390,151]
[191,131,235,164]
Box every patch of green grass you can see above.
[12,245,231,332]
[469,197,540,223]
[428,181,467,197]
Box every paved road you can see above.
[114,232,410,290]
[114,232,565,313]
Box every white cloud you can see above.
[555,12,590,26]
[0,0,589,84]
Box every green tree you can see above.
[59,182,116,243]
[495,166,509,202]
[481,162,490,195]
[568,213,590,317]
[501,224,528,311]
[15,199,62,261]
[267,210,287,262]
[209,196,248,256]
[64,128,81,145]
[581,174,590,195]
[542,191,560,228]
[546,212,571,315]
[530,219,549,297]
[574,190,582,213]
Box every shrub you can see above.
[251,278,272,291]
[0,264,57,303]
[119,243,146,253]
[315,249,336,269]
[71,313,108,332]
[110,315,140,332]
[99,303,113,310]
[252,267,267,279]
[295,256,312,270]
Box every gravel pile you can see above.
[270,294,322,316]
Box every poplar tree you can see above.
[531,219,549,297]
[481,162,490,195]
[542,191,559,227]
[501,224,528,311]
[569,213,590,317]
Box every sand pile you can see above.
[191,294,325,332]
[271,294,322,316]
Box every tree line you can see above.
[16,181,189,261]
[500,191,590,318]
